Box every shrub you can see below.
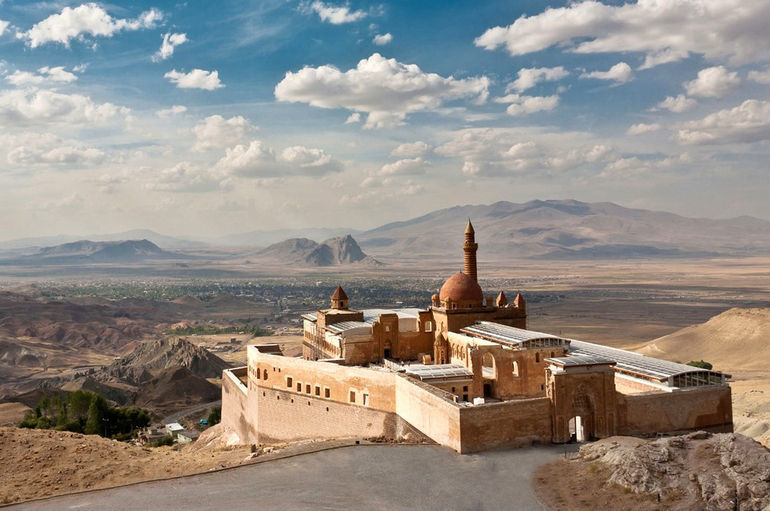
[686,360,713,370]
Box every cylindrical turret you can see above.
[463,219,478,282]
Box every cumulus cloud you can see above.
[156,105,187,117]
[274,53,489,128]
[344,112,361,124]
[494,94,559,116]
[508,66,569,93]
[22,3,162,48]
[627,123,661,135]
[683,66,740,98]
[0,88,128,125]
[391,141,430,157]
[677,99,770,145]
[379,157,430,176]
[309,1,366,24]
[279,145,341,173]
[215,140,342,177]
[656,94,696,113]
[0,20,9,36]
[145,162,224,193]
[2,132,104,166]
[165,69,224,90]
[373,33,392,45]
[474,0,770,68]
[580,62,633,84]
[5,66,78,87]
[153,32,187,62]
[435,127,613,177]
[192,115,257,152]
[748,68,770,84]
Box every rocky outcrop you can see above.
[259,234,379,266]
[580,432,770,511]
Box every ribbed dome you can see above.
[439,272,483,305]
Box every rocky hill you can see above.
[104,337,230,385]
[259,234,380,266]
[537,432,770,511]
[356,199,770,259]
[133,366,221,414]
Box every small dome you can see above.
[439,272,483,306]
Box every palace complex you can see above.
[221,221,732,453]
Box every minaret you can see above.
[463,219,478,282]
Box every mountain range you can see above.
[0,240,180,265]
[1,200,768,261]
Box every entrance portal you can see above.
[568,416,586,442]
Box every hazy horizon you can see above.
[1,1,769,239]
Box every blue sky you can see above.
[0,0,769,238]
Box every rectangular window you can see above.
[362,393,369,406]
[297,382,302,392]
[349,390,356,403]
[315,385,321,396]
[424,321,433,332]
[463,385,468,392]
[306,384,311,394]
[286,376,293,388]
[324,387,330,399]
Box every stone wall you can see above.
[394,375,463,452]
[617,385,733,436]
[458,397,552,453]
[255,387,424,443]
[221,367,258,445]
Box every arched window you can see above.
[263,369,268,380]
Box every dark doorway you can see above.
[384,349,391,359]
[483,383,492,397]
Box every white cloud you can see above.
[6,66,78,87]
[23,3,162,48]
[165,69,224,90]
[435,127,614,177]
[0,88,128,125]
[0,20,9,36]
[508,66,569,93]
[391,141,430,157]
[373,33,392,45]
[748,68,770,84]
[156,105,187,117]
[344,112,361,124]
[2,132,104,166]
[656,94,696,113]
[193,115,257,152]
[580,62,633,84]
[379,157,430,176]
[309,1,366,24]
[153,32,188,62]
[474,0,770,68]
[216,140,340,177]
[279,146,341,173]
[145,162,224,193]
[677,99,770,145]
[274,53,489,128]
[683,66,740,98]
[495,94,559,116]
[627,123,661,135]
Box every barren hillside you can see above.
[637,308,770,373]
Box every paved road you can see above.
[160,400,221,425]
[10,444,575,510]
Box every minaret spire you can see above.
[463,219,478,282]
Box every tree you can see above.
[687,360,713,370]
[207,406,221,426]
[84,395,108,436]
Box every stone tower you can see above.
[330,285,349,310]
[463,219,478,282]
